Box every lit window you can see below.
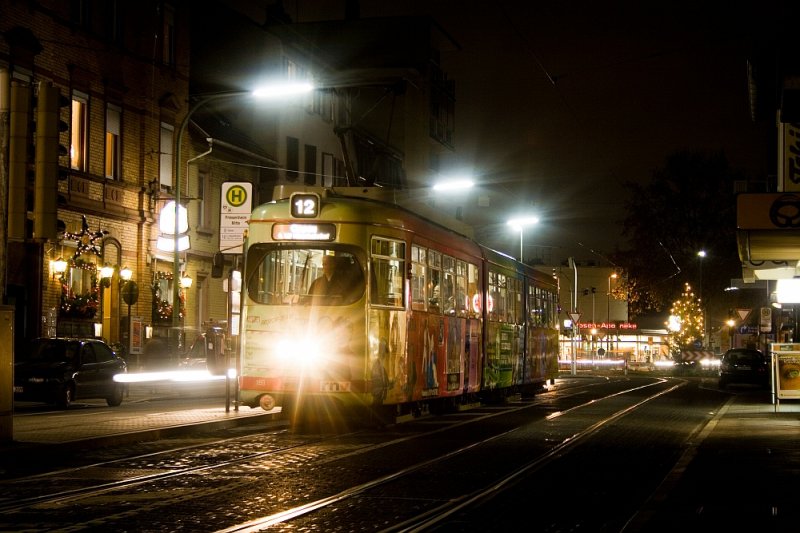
[105,103,121,179]
[70,91,88,171]
[159,123,173,189]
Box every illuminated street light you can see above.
[170,81,315,328]
[432,178,474,191]
[697,249,706,344]
[119,265,133,281]
[507,216,540,263]
[607,272,618,353]
[607,272,618,322]
[51,257,68,279]
[180,273,193,289]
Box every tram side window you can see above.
[467,263,479,318]
[371,237,405,308]
[508,277,521,324]
[546,289,557,328]
[528,285,543,327]
[428,250,442,313]
[542,287,552,327]
[442,255,456,315]
[497,273,508,322]
[489,270,507,322]
[455,260,467,317]
[527,285,538,327]
[411,245,426,311]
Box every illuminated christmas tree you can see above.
[666,282,704,358]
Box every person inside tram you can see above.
[309,254,343,297]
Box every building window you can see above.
[107,0,124,45]
[70,0,91,30]
[70,91,88,171]
[197,171,213,231]
[105,103,121,179]
[312,90,333,122]
[322,152,334,187]
[304,144,317,185]
[160,123,174,189]
[162,4,175,67]
[286,136,299,182]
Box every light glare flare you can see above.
[507,216,540,230]
[252,81,314,99]
[433,179,474,191]
[114,370,225,383]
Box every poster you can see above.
[130,316,144,355]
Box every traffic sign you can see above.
[736,308,751,321]
[220,181,253,254]
[569,312,581,324]
[121,280,139,306]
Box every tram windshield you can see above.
[247,247,364,305]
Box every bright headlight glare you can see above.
[275,338,324,366]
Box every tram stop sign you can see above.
[121,281,139,306]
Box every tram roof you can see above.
[252,185,552,283]
[253,185,476,238]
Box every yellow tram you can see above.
[239,187,559,424]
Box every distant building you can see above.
[1,1,462,360]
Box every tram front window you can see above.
[247,248,364,305]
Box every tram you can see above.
[238,186,560,424]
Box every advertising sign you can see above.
[771,343,800,401]
[130,316,144,355]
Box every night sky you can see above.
[281,1,777,263]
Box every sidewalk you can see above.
[1,378,279,454]
[626,388,800,532]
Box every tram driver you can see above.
[309,254,342,297]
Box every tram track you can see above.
[0,376,688,532]
[219,377,684,532]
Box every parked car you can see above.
[718,348,769,389]
[14,337,128,408]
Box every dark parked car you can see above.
[718,348,769,389]
[14,337,128,408]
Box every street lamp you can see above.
[51,257,68,279]
[607,272,618,353]
[697,250,706,344]
[697,249,706,296]
[119,268,139,368]
[607,272,618,323]
[432,178,474,191]
[726,317,736,350]
[507,216,539,263]
[169,80,315,330]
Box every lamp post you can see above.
[168,81,315,335]
[607,272,618,353]
[697,250,706,345]
[118,266,138,366]
[507,216,539,263]
[726,317,736,350]
[98,263,115,339]
[99,264,135,352]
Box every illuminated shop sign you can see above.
[272,223,336,241]
[576,322,638,330]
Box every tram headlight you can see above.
[276,338,324,367]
